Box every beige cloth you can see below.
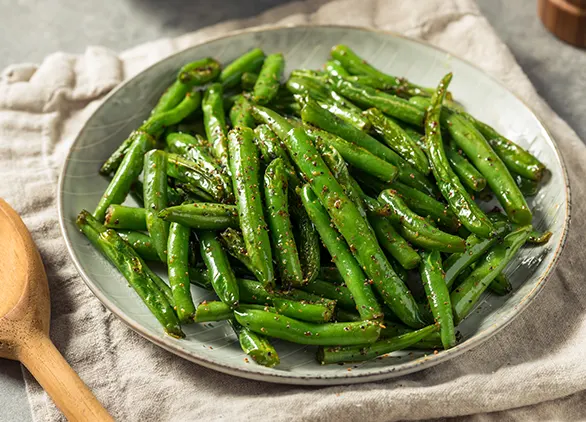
[2,0,585,420]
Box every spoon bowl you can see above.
[0,198,112,421]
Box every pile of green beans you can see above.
[79,44,550,368]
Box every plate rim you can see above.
[57,23,572,385]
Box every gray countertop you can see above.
[1,0,584,420]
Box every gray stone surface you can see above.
[0,0,584,420]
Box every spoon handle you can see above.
[18,331,113,421]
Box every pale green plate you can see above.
[58,25,570,385]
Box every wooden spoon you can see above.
[0,198,113,421]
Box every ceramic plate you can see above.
[58,25,570,385]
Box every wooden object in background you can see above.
[0,198,113,421]
[539,0,586,47]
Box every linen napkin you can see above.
[2,0,585,420]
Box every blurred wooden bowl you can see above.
[538,0,586,47]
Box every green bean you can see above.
[165,132,234,201]
[305,125,398,183]
[451,225,531,323]
[318,267,345,284]
[368,212,421,270]
[300,99,437,196]
[290,69,326,80]
[234,309,381,346]
[158,203,239,230]
[76,211,183,338]
[461,115,546,181]
[104,205,147,231]
[443,220,511,289]
[193,300,233,322]
[300,185,382,320]
[445,139,487,192]
[419,251,455,349]
[100,91,201,175]
[165,152,225,203]
[529,229,552,245]
[143,150,170,261]
[330,45,432,98]
[272,297,335,323]
[284,127,425,328]
[250,103,294,140]
[317,324,438,364]
[252,53,284,105]
[390,181,460,232]
[117,230,159,262]
[151,80,189,116]
[379,189,466,252]
[378,323,443,350]
[94,132,155,221]
[290,200,321,283]
[199,230,239,308]
[228,127,274,287]
[488,273,512,296]
[276,288,337,308]
[177,57,221,85]
[445,112,532,225]
[254,124,301,186]
[287,79,370,130]
[324,59,350,78]
[330,75,425,126]
[220,48,265,89]
[514,172,539,197]
[229,95,256,128]
[203,83,230,169]
[219,228,265,283]
[424,73,496,238]
[365,108,430,175]
[229,319,279,367]
[298,279,356,311]
[167,222,195,323]
[263,159,304,286]
[241,72,259,91]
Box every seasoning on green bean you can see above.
[317,324,438,364]
[234,308,381,346]
[368,212,421,269]
[251,53,284,105]
[104,205,147,231]
[143,150,170,261]
[419,251,456,349]
[445,112,532,225]
[300,99,437,196]
[229,319,280,367]
[379,189,466,253]
[445,139,487,192]
[284,126,425,328]
[94,132,155,221]
[117,230,159,262]
[330,44,432,98]
[290,200,321,283]
[229,95,256,128]
[158,202,239,230]
[220,48,265,89]
[177,57,221,85]
[198,230,239,309]
[423,73,496,238]
[451,225,531,323]
[241,72,259,91]
[365,108,430,175]
[165,132,233,201]
[165,152,225,202]
[305,125,398,183]
[263,158,304,287]
[300,184,382,320]
[202,83,230,169]
[228,127,274,287]
[77,211,183,338]
[219,228,265,284]
[167,222,196,323]
[272,297,335,323]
